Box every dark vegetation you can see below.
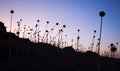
[0,22,120,71]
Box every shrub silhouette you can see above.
[0,22,7,40]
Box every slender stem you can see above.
[98,17,103,54]
[10,13,13,32]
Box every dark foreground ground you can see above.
[0,32,120,71]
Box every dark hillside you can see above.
[0,22,120,71]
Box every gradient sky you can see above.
[0,0,120,57]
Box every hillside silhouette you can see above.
[0,21,120,71]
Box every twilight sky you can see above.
[0,0,120,56]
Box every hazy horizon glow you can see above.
[0,0,120,57]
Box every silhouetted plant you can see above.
[71,39,73,47]
[110,43,117,58]
[60,29,64,48]
[46,22,59,44]
[10,10,14,32]
[76,29,80,52]
[34,23,38,43]
[98,11,105,54]
[50,25,66,47]
[16,19,22,37]
[37,20,40,43]
[90,30,96,51]
[23,25,26,38]
[65,35,67,47]
[42,21,49,43]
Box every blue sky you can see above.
[0,0,120,56]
